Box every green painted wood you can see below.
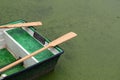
[7,28,54,62]
[0,48,24,75]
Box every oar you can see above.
[0,32,77,73]
[0,21,42,28]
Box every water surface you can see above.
[0,0,120,80]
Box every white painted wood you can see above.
[3,31,38,68]
[0,39,6,49]
[22,27,34,36]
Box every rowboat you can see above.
[0,20,64,80]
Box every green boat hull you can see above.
[3,54,62,80]
[0,20,63,80]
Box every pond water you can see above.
[0,0,120,80]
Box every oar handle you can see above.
[0,32,77,73]
[0,21,42,28]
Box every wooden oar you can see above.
[0,21,42,28]
[0,32,77,73]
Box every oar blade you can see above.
[49,32,77,47]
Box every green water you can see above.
[0,0,120,80]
